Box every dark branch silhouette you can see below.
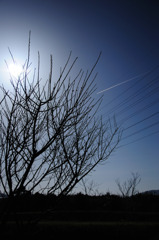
[116,172,141,197]
[0,33,121,197]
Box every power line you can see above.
[119,98,159,124]
[98,65,159,146]
[118,130,159,148]
[100,65,159,115]
[123,112,159,131]
[122,120,159,140]
[115,85,159,118]
[102,75,159,118]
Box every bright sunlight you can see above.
[8,63,23,78]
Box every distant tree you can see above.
[81,179,100,195]
[0,33,121,197]
[116,172,141,197]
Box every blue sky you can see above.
[0,0,159,194]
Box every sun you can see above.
[8,63,23,78]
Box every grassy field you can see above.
[38,221,159,239]
[1,194,159,239]
[1,220,159,239]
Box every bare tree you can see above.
[0,34,121,197]
[81,178,100,195]
[116,172,141,197]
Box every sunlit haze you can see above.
[0,0,159,194]
[8,63,23,78]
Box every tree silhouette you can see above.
[0,33,121,197]
[116,172,141,197]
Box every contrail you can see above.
[97,72,148,94]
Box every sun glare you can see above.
[8,63,23,78]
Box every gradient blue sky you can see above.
[0,0,159,194]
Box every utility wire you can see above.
[100,65,159,114]
[119,98,159,124]
[123,112,159,131]
[118,130,159,148]
[98,65,159,146]
[122,121,159,140]
[115,85,159,118]
[103,75,159,118]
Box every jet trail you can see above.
[97,72,148,94]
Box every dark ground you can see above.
[0,193,159,239]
